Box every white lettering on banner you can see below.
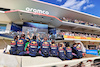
[26,7,49,15]
[87,51,97,53]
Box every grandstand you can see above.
[0,0,100,67]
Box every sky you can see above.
[37,0,100,17]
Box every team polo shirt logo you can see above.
[59,47,64,52]
[17,40,24,46]
[42,42,49,48]
[30,41,38,46]
[18,40,23,44]
[11,41,16,45]
[66,47,72,52]
[11,41,16,47]
[30,41,38,48]
[76,46,82,51]
[51,44,57,49]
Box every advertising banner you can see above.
[86,50,98,55]
[11,23,22,32]
[64,35,100,40]
[22,22,48,34]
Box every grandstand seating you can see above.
[61,17,100,28]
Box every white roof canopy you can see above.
[0,0,100,24]
[0,10,99,34]
[4,10,62,27]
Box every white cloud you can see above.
[86,0,89,3]
[61,0,94,11]
[70,0,86,10]
[83,4,95,10]
[34,0,95,11]
[33,0,39,1]
[61,0,79,7]
[57,0,62,2]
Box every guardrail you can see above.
[30,57,100,67]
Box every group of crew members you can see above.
[10,34,83,60]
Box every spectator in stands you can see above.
[85,22,89,25]
[17,31,20,39]
[96,45,100,50]
[69,32,72,36]
[91,34,94,38]
[26,31,31,39]
[68,19,72,22]
[97,45,100,50]
[49,33,55,40]
[62,32,65,35]
[41,34,45,40]
[86,33,89,37]
[37,33,41,41]
[31,33,34,39]
[65,32,69,36]
[89,23,93,26]
[71,19,74,23]
[89,34,92,37]
[97,25,100,28]
[77,33,80,36]
[83,33,85,37]
[97,35,100,38]
[22,31,25,34]
[71,32,75,36]
[95,35,97,38]
[94,23,97,27]
[80,33,83,37]
[62,17,66,21]
[55,32,64,40]
[80,21,85,25]
[74,19,79,24]
[61,17,100,28]
[74,33,78,36]
[56,31,100,38]
[66,18,70,22]
[47,34,50,40]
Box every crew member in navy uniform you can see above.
[40,37,50,57]
[50,40,58,57]
[63,42,73,60]
[29,36,39,57]
[17,34,26,56]
[10,35,18,55]
[72,43,83,58]
[58,43,66,60]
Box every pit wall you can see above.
[0,53,100,67]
